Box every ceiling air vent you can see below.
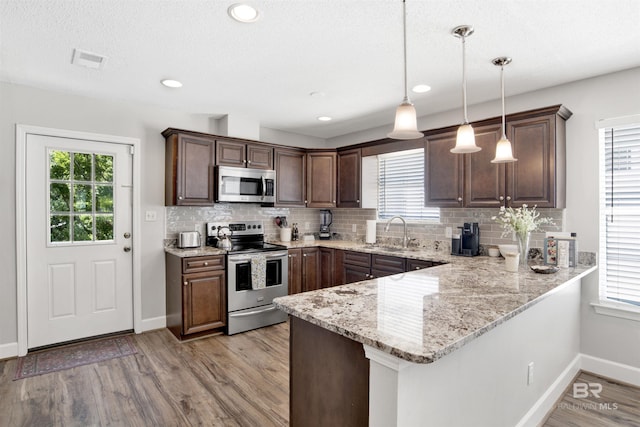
[71,48,107,69]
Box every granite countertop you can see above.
[273,255,597,364]
[164,246,226,257]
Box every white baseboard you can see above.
[140,316,166,332]
[516,354,581,427]
[0,341,19,360]
[581,354,640,387]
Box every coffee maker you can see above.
[451,222,480,256]
[319,209,333,240]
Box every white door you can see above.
[25,134,133,349]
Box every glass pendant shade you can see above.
[491,135,517,163]
[388,99,423,139]
[451,123,479,153]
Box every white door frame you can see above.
[16,124,142,356]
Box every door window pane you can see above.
[48,150,115,244]
[50,215,70,242]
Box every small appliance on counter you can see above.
[451,222,479,256]
[178,231,201,248]
[319,209,333,240]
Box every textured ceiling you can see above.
[1,0,639,139]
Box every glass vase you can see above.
[516,231,531,267]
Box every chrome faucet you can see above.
[384,216,409,248]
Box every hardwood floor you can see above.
[543,371,640,427]
[0,323,289,427]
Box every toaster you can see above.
[178,231,201,249]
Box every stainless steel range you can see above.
[206,221,288,335]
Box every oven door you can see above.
[227,251,288,312]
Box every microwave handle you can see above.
[261,175,266,200]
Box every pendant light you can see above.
[450,25,480,153]
[491,57,518,163]
[388,0,423,140]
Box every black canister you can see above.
[451,234,461,255]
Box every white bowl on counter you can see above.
[498,244,518,257]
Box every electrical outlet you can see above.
[352,224,357,232]
[305,222,310,230]
[527,362,534,385]
[445,227,452,238]
[145,210,157,221]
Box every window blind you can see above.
[601,124,640,306]
[378,149,439,220]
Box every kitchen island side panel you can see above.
[290,316,369,427]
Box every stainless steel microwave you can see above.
[215,165,276,204]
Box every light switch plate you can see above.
[145,210,157,221]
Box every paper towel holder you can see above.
[365,220,377,245]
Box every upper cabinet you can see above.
[425,105,571,208]
[337,148,361,208]
[216,139,273,169]
[275,147,307,207]
[164,130,216,206]
[306,151,337,208]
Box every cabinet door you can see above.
[507,114,559,208]
[288,248,303,295]
[370,254,406,278]
[344,264,371,284]
[307,151,337,208]
[275,148,306,207]
[334,249,345,286]
[167,135,215,206]
[320,247,335,288]
[464,124,504,208]
[247,143,273,169]
[216,139,246,167]
[337,148,361,208]
[182,270,226,335]
[302,247,321,292]
[425,131,464,207]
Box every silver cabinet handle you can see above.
[499,196,504,201]
[506,196,512,201]
[204,262,209,266]
[457,197,463,202]
[183,281,188,286]
[303,254,307,257]
[178,196,183,200]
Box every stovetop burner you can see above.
[205,220,287,253]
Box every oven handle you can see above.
[229,306,278,318]
[228,257,253,263]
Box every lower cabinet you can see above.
[342,251,407,283]
[320,247,336,288]
[165,253,226,340]
[288,247,321,294]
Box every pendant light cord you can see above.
[500,64,506,138]
[402,0,408,101]
[462,35,468,123]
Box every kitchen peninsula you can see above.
[274,250,596,427]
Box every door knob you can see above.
[123,246,131,252]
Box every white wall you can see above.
[0,82,325,347]
[329,67,640,369]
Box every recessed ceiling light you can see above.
[161,79,183,88]
[317,116,332,122]
[412,84,431,94]
[228,4,260,23]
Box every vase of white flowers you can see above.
[492,204,553,266]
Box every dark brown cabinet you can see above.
[320,247,336,288]
[337,148,361,208]
[164,131,216,206]
[371,254,406,277]
[302,247,321,292]
[426,105,570,208]
[275,148,307,207]
[288,248,303,295]
[306,151,337,208]
[424,131,463,207]
[165,254,226,340]
[341,251,407,284]
[216,139,273,169]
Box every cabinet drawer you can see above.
[372,254,406,272]
[406,259,433,271]
[343,251,371,267]
[182,255,225,273]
